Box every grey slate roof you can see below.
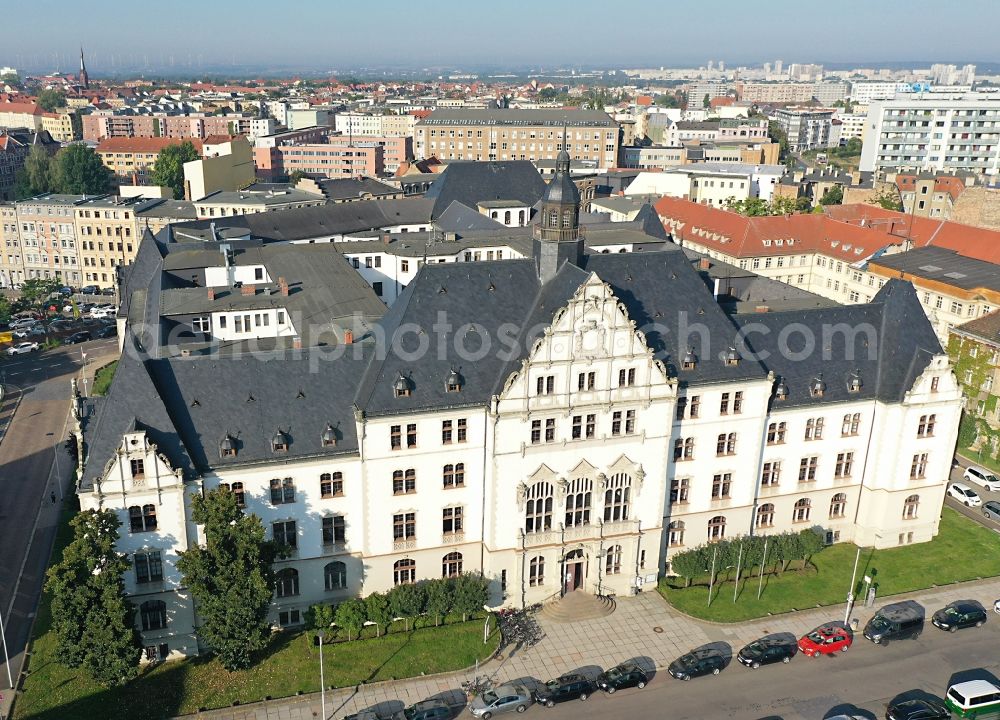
[434,201,509,232]
[314,176,401,202]
[424,161,547,220]
[733,279,942,408]
[869,246,1000,294]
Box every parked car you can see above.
[94,324,117,339]
[982,500,1000,521]
[596,661,649,693]
[863,602,924,645]
[947,482,981,507]
[995,598,1000,614]
[81,285,99,295]
[390,699,451,720]
[63,331,92,345]
[533,673,596,707]
[736,636,797,668]
[468,684,532,718]
[10,317,38,329]
[11,325,39,338]
[101,286,116,296]
[6,341,40,356]
[89,308,114,319]
[945,680,1000,718]
[931,601,987,632]
[58,286,73,296]
[964,465,1000,492]
[667,648,727,680]
[885,696,950,720]
[797,625,852,657]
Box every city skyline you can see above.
[5,0,1000,75]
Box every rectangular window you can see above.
[320,472,343,498]
[761,461,781,486]
[798,456,818,482]
[572,415,583,439]
[322,516,345,545]
[442,420,453,444]
[457,418,467,442]
[720,392,730,415]
[443,463,465,488]
[910,453,928,479]
[531,420,541,444]
[689,395,700,418]
[733,391,743,414]
[536,375,555,395]
[130,459,145,477]
[392,469,416,494]
[191,316,211,333]
[390,425,401,450]
[134,551,163,584]
[618,368,636,387]
[272,520,297,547]
[834,452,854,478]
[585,414,595,438]
[443,506,463,534]
[612,411,622,436]
[711,473,732,499]
[805,417,825,440]
[269,477,295,504]
[545,418,555,442]
[670,477,689,503]
[675,398,687,421]
[625,409,636,434]
[406,423,417,448]
[393,512,416,540]
[767,422,787,444]
[578,371,596,391]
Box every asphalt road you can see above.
[0,337,118,690]
[518,619,1000,719]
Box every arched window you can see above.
[518,209,526,226]
[442,551,463,578]
[324,561,347,591]
[320,472,343,498]
[829,493,847,518]
[604,473,631,522]
[504,210,511,225]
[565,477,592,527]
[668,520,685,546]
[756,503,775,528]
[605,545,622,575]
[525,482,553,533]
[903,494,920,519]
[793,498,811,522]
[139,600,167,631]
[708,515,726,541]
[394,558,416,585]
[275,568,299,598]
[529,555,545,586]
[443,463,465,488]
[128,504,157,533]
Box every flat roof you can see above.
[869,246,1000,294]
[417,108,616,127]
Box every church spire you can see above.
[79,46,89,89]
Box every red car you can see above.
[797,625,852,657]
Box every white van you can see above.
[945,679,1000,717]
[965,465,1000,492]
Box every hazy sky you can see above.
[6,0,999,73]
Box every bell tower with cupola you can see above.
[533,129,583,283]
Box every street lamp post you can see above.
[0,604,13,689]
[318,630,326,720]
[844,546,861,626]
[80,350,88,397]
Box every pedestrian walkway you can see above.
[184,577,1000,720]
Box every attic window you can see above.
[321,424,337,448]
[220,434,237,458]
[810,374,827,398]
[775,239,783,246]
[682,347,698,370]
[393,373,412,398]
[445,368,464,393]
[787,239,794,246]
[763,240,771,247]
[847,370,863,393]
[272,429,288,453]
[723,347,740,367]
[775,378,789,401]
[843,244,852,252]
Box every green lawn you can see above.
[660,507,1000,623]
[90,360,118,397]
[15,503,500,720]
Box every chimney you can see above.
[755,305,770,313]
[292,336,302,350]
[698,257,711,270]
[207,287,215,300]
[241,283,255,296]
[279,277,289,296]
[382,233,391,244]
[344,329,354,345]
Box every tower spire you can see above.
[79,46,89,89]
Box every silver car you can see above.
[468,684,532,719]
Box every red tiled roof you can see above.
[0,100,42,116]
[96,137,204,154]
[202,134,238,145]
[654,196,911,262]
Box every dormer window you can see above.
[682,347,698,370]
[272,429,289,453]
[393,373,412,398]
[723,347,740,367]
[321,424,337,448]
[445,368,464,393]
[775,378,789,401]
[220,434,237,458]
[847,370,863,393]
[810,374,826,398]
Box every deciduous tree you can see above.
[37,88,67,112]
[51,144,112,195]
[45,509,141,686]
[364,591,393,637]
[176,487,276,670]
[452,574,489,621]
[423,578,454,626]
[388,583,426,631]
[151,141,200,199]
[14,144,53,199]
[334,598,367,641]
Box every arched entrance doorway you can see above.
[563,549,587,593]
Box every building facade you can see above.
[15,194,83,284]
[949,311,1000,428]
[74,197,141,289]
[414,109,619,169]
[772,108,836,152]
[97,137,204,186]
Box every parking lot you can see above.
[946,460,1000,533]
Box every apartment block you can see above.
[96,137,204,186]
[256,143,384,182]
[83,113,276,143]
[772,107,837,152]
[74,196,141,288]
[15,194,84,284]
[414,109,619,169]
[860,97,1000,176]
[327,135,411,174]
[0,202,23,288]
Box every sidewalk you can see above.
[185,576,1000,720]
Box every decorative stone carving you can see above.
[556,476,569,499]
[516,482,528,511]
[596,473,608,491]
[635,466,645,495]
